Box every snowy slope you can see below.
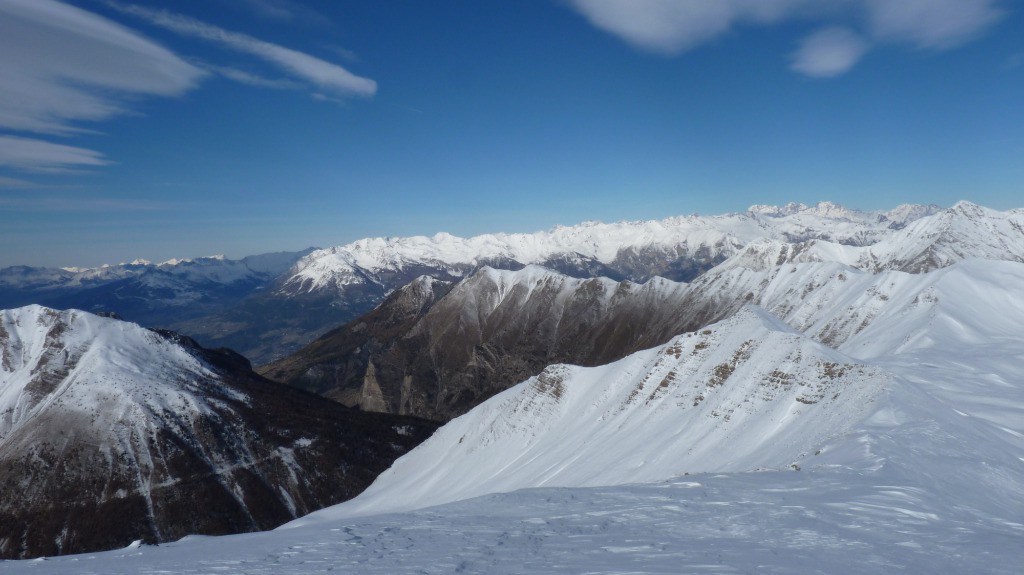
[293,306,888,520]
[8,286,1020,573]
[286,258,1024,525]
[6,467,1022,575]
[0,305,436,559]
[681,256,1024,361]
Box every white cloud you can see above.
[864,0,1003,49]
[564,0,813,55]
[565,0,1006,76]
[109,3,377,99]
[0,0,205,135]
[791,27,869,78]
[0,135,110,173]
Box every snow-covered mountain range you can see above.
[249,200,1018,363]
[9,201,1021,367]
[1,199,1023,572]
[0,306,436,559]
[29,251,1015,572]
[277,201,946,297]
[262,201,1024,424]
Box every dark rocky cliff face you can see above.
[0,309,437,560]
[261,268,704,422]
[259,276,455,408]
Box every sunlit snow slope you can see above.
[293,305,890,520]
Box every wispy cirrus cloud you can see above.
[107,2,377,99]
[565,0,1007,77]
[0,135,110,173]
[0,0,375,174]
[0,0,204,135]
[0,0,204,171]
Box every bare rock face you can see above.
[0,306,437,559]
[261,267,696,422]
[259,275,455,407]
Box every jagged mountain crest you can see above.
[278,200,952,299]
[0,201,998,300]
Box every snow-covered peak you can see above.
[0,305,224,443]
[747,202,809,216]
[470,264,612,294]
[747,201,875,222]
[883,203,943,227]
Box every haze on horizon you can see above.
[1,0,1021,268]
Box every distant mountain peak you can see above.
[747,202,810,216]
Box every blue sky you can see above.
[1,0,1022,267]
